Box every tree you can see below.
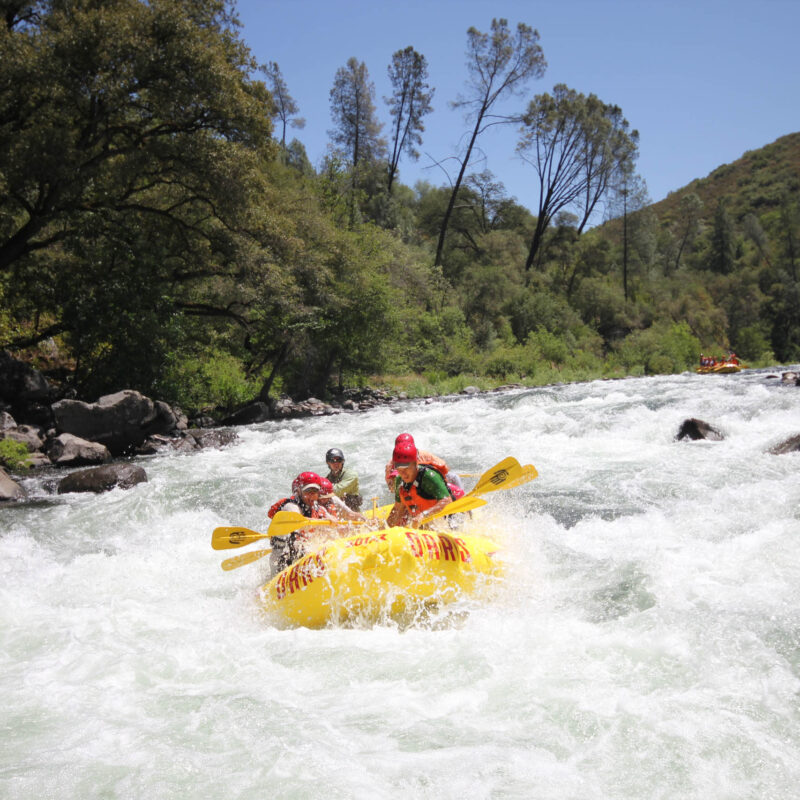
[517,84,638,272]
[575,101,639,233]
[261,61,305,150]
[385,47,434,194]
[434,18,546,269]
[0,0,277,395]
[670,193,704,273]
[0,0,273,286]
[606,172,649,300]
[328,57,385,224]
[329,57,385,174]
[708,198,736,274]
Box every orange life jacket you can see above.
[398,465,450,516]
[385,449,449,485]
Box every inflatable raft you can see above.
[696,362,743,374]
[258,527,504,629]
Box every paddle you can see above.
[422,493,487,524]
[211,510,337,551]
[470,462,538,495]
[221,548,271,571]
[466,457,528,496]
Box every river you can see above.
[2,368,799,799]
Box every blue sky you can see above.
[234,0,799,212]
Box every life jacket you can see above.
[385,449,449,486]
[398,465,453,516]
[268,495,327,520]
[267,495,328,570]
[447,482,465,500]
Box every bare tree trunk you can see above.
[434,125,480,268]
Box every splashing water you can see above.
[2,369,799,798]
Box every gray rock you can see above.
[0,351,51,402]
[0,424,44,452]
[47,433,111,466]
[768,434,800,455]
[221,402,271,426]
[0,467,26,501]
[52,390,179,455]
[57,463,148,494]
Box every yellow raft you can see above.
[696,361,745,374]
[257,527,504,629]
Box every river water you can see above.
[2,368,799,799]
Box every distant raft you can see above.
[257,527,504,629]
[696,361,745,374]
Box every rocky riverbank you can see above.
[2,349,798,502]
[1,350,525,501]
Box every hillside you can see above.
[642,131,800,226]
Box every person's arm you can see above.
[411,497,452,528]
[386,501,407,528]
[410,470,452,528]
[384,461,396,491]
[329,494,366,522]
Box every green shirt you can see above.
[394,465,450,502]
[327,465,359,497]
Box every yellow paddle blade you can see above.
[365,502,394,521]
[211,526,267,550]
[468,457,524,496]
[425,494,487,523]
[489,463,538,492]
[221,548,271,571]
[267,510,336,538]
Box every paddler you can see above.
[384,433,465,496]
[267,471,336,575]
[318,476,367,523]
[386,441,453,529]
[324,447,362,511]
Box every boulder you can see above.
[0,350,51,403]
[676,418,725,441]
[269,395,339,419]
[221,402,271,426]
[768,434,800,455]
[57,463,148,494]
[136,428,237,455]
[0,467,26,502]
[47,433,111,466]
[51,390,180,455]
[0,411,16,430]
[0,424,44,452]
[781,371,799,385]
[187,429,237,449]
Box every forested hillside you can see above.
[2,2,798,416]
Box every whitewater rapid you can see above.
[2,368,799,798]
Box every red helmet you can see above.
[395,432,415,445]
[318,477,334,496]
[392,441,417,465]
[292,471,322,495]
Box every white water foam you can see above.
[2,368,800,798]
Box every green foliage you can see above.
[733,324,774,363]
[0,439,32,471]
[610,322,700,375]
[158,350,261,414]
[2,7,797,406]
